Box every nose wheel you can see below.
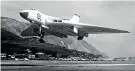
[37,25,46,43]
[77,36,84,40]
[39,31,45,43]
[39,38,45,43]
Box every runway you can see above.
[1,60,135,71]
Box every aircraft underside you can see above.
[33,25,85,43]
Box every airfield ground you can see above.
[1,60,135,71]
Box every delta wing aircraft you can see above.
[20,9,129,43]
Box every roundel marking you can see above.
[37,13,41,21]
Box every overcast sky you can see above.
[1,1,135,58]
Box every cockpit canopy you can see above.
[31,8,36,10]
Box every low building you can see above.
[14,54,27,59]
[114,57,128,61]
[28,54,35,59]
[1,53,7,60]
[35,52,46,60]
[128,57,135,61]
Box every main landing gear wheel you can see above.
[77,36,84,40]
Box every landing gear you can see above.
[35,25,46,43]
[39,31,45,43]
[77,36,84,40]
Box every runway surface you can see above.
[1,60,135,71]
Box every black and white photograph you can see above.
[1,0,135,71]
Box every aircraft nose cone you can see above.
[20,12,29,19]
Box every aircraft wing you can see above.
[46,22,130,34]
[76,23,130,34]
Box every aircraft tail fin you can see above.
[70,14,80,22]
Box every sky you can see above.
[1,1,135,58]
